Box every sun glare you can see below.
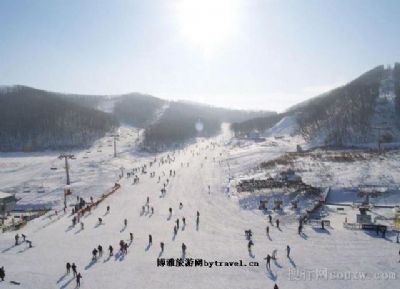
[176,0,238,52]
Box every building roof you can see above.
[0,191,14,199]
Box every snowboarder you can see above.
[160,242,164,252]
[76,272,82,287]
[0,266,4,281]
[71,263,77,277]
[98,245,103,257]
[149,234,152,245]
[286,245,291,258]
[109,245,113,256]
[66,262,71,274]
[15,234,19,245]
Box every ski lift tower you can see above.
[59,153,75,185]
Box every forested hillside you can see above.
[0,86,117,152]
[293,65,385,145]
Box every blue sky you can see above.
[0,0,399,111]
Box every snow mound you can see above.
[263,115,299,137]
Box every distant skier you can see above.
[106,205,110,214]
[124,219,128,227]
[160,242,164,252]
[265,254,271,269]
[266,226,270,235]
[286,245,291,258]
[272,249,278,260]
[149,234,152,245]
[273,284,279,289]
[130,233,134,242]
[22,234,26,242]
[169,208,172,215]
[92,248,98,260]
[276,219,280,229]
[98,245,103,257]
[182,217,186,227]
[66,262,71,274]
[76,272,82,287]
[0,266,4,281]
[71,263,77,277]
[248,240,254,251]
[179,202,183,209]
[298,224,302,234]
[182,243,187,255]
[268,214,272,224]
[176,219,180,229]
[109,245,113,256]
[98,218,102,225]
[81,222,84,230]
[15,234,19,245]
[174,226,178,235]
[146,196,149,204]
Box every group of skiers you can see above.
[66,262,82,287]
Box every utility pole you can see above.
[59,154,75,185]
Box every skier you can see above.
[92,248,98,260]
[266,226,270,235]
[130,233,134,242]
[321,220,325,230]
[0,266,4,281]
[286,245,291,258]
[265,254,271,269]
[15,234,19,245]
[106,205,110,214]
[176,218,180,229]
[169,208,172,215]
[273,284,279,289]
[66,262,71,274]
[182,243,187,255]
[247,240,254,251]
[160,242,164,252]
[182,217,186,227]
[268,214,272,224]
[98,217,102,225]
[109,245,114,256]
[98,245,103,257]
[124,218,128,227]
[149,234,152,245]
[71,263,77,277]
[76,272,82,287]
[179,202,183,209]
[146,196,149,204]
[22,234,26,242]
[298,224,302,234]
[174,226,178,235]
[151,207,154,214]
[276,219,280,229]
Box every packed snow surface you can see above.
[0,125,399,289]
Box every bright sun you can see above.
[176,0,238,51]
